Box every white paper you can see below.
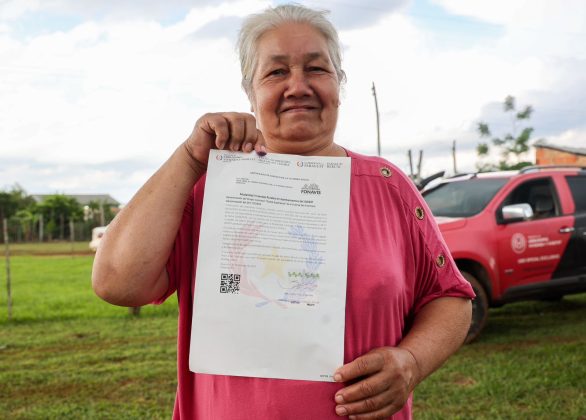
[189,149,351,382]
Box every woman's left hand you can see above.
[333,347,420,419]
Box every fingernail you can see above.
[333,373,342,382]
[335,394,344,404]
[335,406,348,416]
[243,143,253,152]
[257,145,267,156]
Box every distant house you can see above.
[534,140,586,166]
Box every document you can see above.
[189,149,351,382]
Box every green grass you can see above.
[0,247,178,419]
[415,294,586,419]
[1,244,585,418]
[4,240,93,256]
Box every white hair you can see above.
[237,4,346,99]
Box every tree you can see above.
[0,185,35,243]
[86,200,116,226]
[0,192,19,223]
[36,195,83,241]
[476,95,537,171]
[14,209,36,242]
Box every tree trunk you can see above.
[39,213,44,242]
[100,203,105,226]
[129,306,141,316]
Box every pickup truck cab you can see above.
[422,166,586,342]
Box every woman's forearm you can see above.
[399,296,472,386]
[92,143,205,307]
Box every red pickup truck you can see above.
[422,166,586,342]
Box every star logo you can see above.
[259,248,286,279]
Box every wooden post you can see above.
[129,306,141,316]
[417,150,423,180]
[3,218,12,320]
[408,149,414,178]
[69,219,75,257]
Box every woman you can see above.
[92,4,474,419]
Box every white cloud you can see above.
[434,0,586,60]
[546,129,586,148]
[0,0,42,21]
[433,0,586,30]
[334,9,560,177]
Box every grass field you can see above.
[1,242,585,419]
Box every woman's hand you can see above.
[185,112,266,167]
[333,347,419,419]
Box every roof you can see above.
[534,139,586,156]
[32,194,120,206]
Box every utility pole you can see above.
[452,139,458,174]
[372,82,381,156]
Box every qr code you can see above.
[220,273,240,294]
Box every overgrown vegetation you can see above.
[1,245,585,418]
[0,185,117,243]
[476,95,539,171]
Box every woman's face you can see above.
[250,22,340,155]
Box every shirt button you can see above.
[436,254,446,268]
[380,167,392,178]
[415,207,425,220]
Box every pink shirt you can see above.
[158,150,474,419]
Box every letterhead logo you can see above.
[297,161,324,168]
[301,183,321,195]
[511,233,527,254]
[216,154,223,161]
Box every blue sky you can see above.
[1,0,585,203]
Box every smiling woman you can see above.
[91,4,474,419]
[251,22,342,154]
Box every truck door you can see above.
[553,174,586,278]
[496,177,573,291]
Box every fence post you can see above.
[70,219,75,257]
[3,218,12,320]
[39,213,44,242]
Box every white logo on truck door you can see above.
[511,233,527,254]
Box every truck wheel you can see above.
[462,271,489,344]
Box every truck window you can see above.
[499,177,559,221]
[566,175,586,213]
[423,178,507,217]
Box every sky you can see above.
[1,0,585,204]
